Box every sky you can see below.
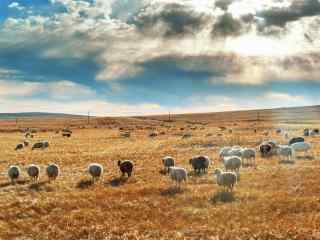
[0,0,319,116]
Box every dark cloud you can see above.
[258,0,320,27]
[215,0,234,11]
[212,13,253,38]
[131,3,209,38]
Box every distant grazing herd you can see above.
[6,126,319,192]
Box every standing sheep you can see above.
[27,164,40,182]
[118,160,134,177]
[162,156,175,173]
[189,155,210,174]
[32,141,49,150]
[88,163,103,182]
[277,145,293,162]
[15,143,24,151]
[46,164,60,182]
[241,148,256,167]
[168,166,187,189]
[8,165,20,184]
[214,168,238,192]
[291,142,312,159]
[223,156,241,172]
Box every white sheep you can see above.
[88,163,103,182]
[277,145,293,162]
[168,166,187,189]
[46,164,60,182]
[223,156,241,172]
[291,142,312,159]
[214,168,238,192]
[241,148,256,167]
[162,156,175,173]
[8,165,20,184]
[219,146,232,161]
[27,164,40,182]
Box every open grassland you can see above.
[0,107,320,239]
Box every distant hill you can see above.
[0,112,86,119]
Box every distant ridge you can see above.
[0,112,87,119]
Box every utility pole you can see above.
[168,111,171,122]
[87,111,90,125]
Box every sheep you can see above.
[27,164,40,182]
[46,164,60,182]
[88,163,103,182]
[32,141,49,150]
[214,168,237,192]
[189,155,210,174]
[62,133,71,138]
[15,143,24,151]
[241,148,256,167]
[118,160,133,177]
[182,133,192,139]
[304,128,310,136]
[259,140,277,157]
[23,140,30,147]
[149,132,158,137]
[277,145,294,162]
[168,166,187,189]
[162,156,175,173]
[289,137,304,146]
[8,165,20,184]
[120,132,131,138]
[223,156,241,172]
[291,142,312,159]
[219,146,232,161]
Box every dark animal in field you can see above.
[259,143,272,157]
[62,133,71,137]
[189,155,210,174]
[15,143,24,151]
[32,141,49,150]
[289,137,304,146]
[118,160,133,177]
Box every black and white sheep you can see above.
[162,156,175,173]
[15,143,24,151]
[118,160,133,177]
[8,165,20,184]
[46,164,60,182]
[27,164,40,182]
[88,163,103,182]
[32,141,49,150]
[189,155,210,174]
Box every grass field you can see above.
[0,107,320,239]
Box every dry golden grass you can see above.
[0,110,320,239]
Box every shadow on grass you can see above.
[76,179,94,189]
[210,191,236,204]
[295,156,314,161]
[0,179,29,188]
[29,181,53,192]
[161,186,185,196]
[108,177,128,187]
[188,171,208,177]
[278,160,295,165]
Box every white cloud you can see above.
[8,2,24,10]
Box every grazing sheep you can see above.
[168,166,187,188]
[162,156,175,173]
[15,143,24,151]
[149,132,158,137]
[310,129,319,136]
[23,140,30,147]
[62,133,71,137]
[259,140,277,157]
[241,148,256,166]
[214,168,237,192]
[121,132,131,138]
[223,156,241,172]
[277,145,294,162]
[219,146,232,161]
[289,137,304,146]
[27,164,40,182]
[8,165,20,184]
[291,142,312,159]
[304,129,310,136]
[118,160,134,177]
[88,163,103,182]
[32,141,49,150]
[189,155,210,174]
[182,133,192,139]
[46,164,60,182]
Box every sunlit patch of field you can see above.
[0,108,320,239]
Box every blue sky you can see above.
[0,0,319,116]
